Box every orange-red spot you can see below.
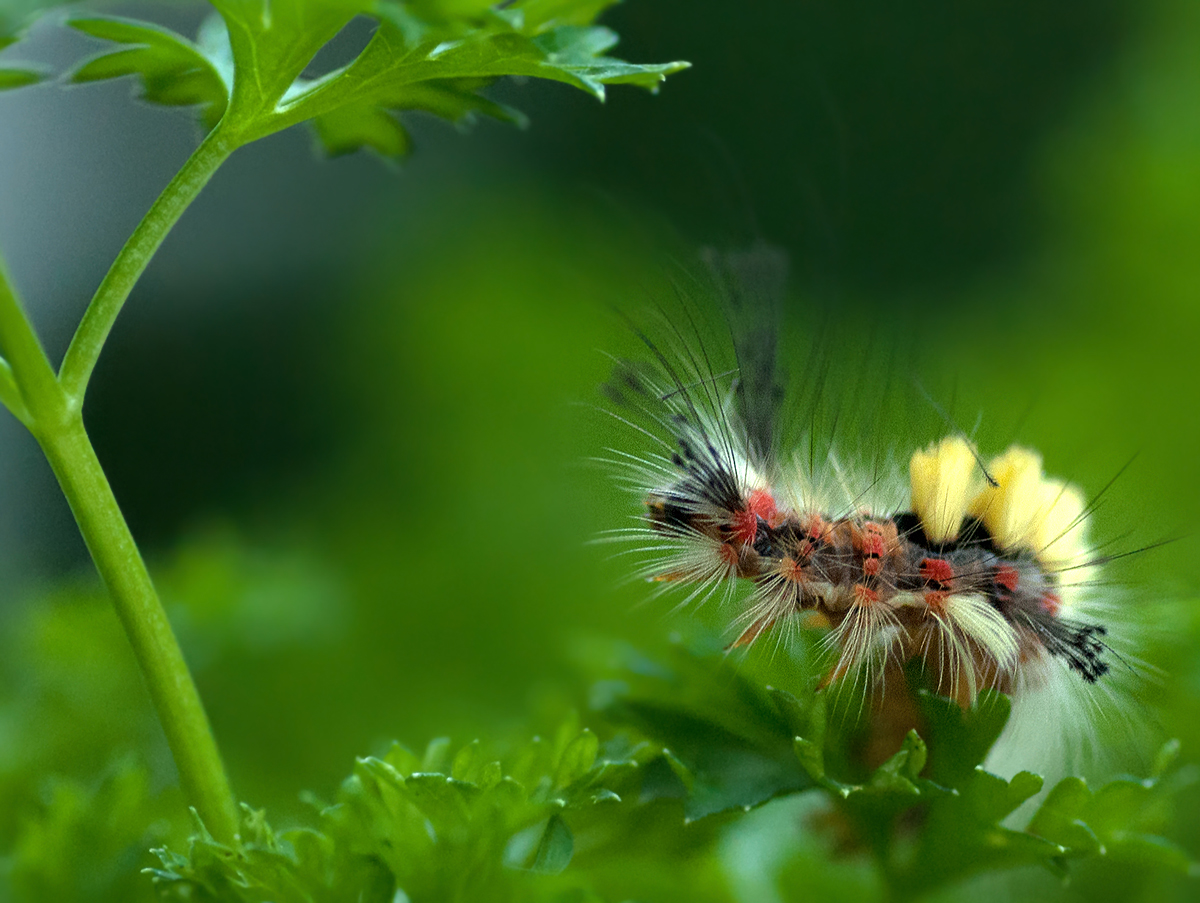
[863,557,883,577]
[862,530,886,559]
[802,514,828,541]
[730,509,758,546]
[748,489,778,526]
[780,557,807,583]
[730,489,779,545]
[923,590,949,612]
[995,565,1020,593]
[853,584,879,605]
[1040,593,1062,616]
[919,557,955,585]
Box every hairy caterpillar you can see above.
[599,246,1128,767]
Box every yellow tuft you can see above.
[1030,478,1088,568]
[968,446,1089,566]
[909,436,979,543]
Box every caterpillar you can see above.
[599,246,1125,764]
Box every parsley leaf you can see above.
[69,17,228,129]
[63,0,688,157]
[0,10,49,89]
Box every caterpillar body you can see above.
[601,247,1120,761]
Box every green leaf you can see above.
[596,644,813,820]
[499,0,619,31]
[662,748,695,793]
[870,730,927,791]
[8,759,180,901]
[0,8,48,90]
[0,65,41,89]
[827,733,951,852]
[793,736,827,785]
[381,739,423,776]
[1152,737,1183,779]
[1104,832,1196,872]
[403,772,483,833]
[452,738,485,782]
[1087,779,1155,836]
[213,0,369,105]
[555,729,600,788]
[766,685,810,737]
[917,689,1011,788]
[792,691,831,785]
[895,767,1064,897]
[421,735,453,772]
[529,814,574,874]
[1023,767,1198,876]
[508,735,550,789]
[966,768,1044,824]
[1027,776,1104,854]
[312,100,411,157]
[1,0,73,42]
[69,16,229,129]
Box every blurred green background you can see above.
[1,0,1199,899]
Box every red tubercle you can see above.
[718,543,740,569]
[919,557,955,585]
[730,509,758,546]
[923,590,949,612]
[749,489,778,525]
[853,584,879,605]
[796,514,828,559]
[1040,592,1062,616]
[995,565,1020,593]
[730,489,778,546]
[801,513,829,540]
[780,557,808,583]
[861,526,886,559]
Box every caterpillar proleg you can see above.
[599,246,1128,769]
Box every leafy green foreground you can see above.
[4,557,1189,903]
[141,644,1200,901]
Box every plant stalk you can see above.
[59,123,236,405]
[38,414,240,843]
[1,125,242,842]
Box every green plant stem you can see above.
[38,415,240,844]
[59,123,236,404]
[1,129,242,842]
[0,261,58,422]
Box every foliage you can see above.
[122,641,1197,901]
[0,6,44,89]
[598,643,1197,898]
[147,727,650,901]
[53,0,688,157]
[4,761,182,902]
